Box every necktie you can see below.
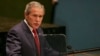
[33,29,40,56]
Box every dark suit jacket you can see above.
[6,21,60,56]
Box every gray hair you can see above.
[24,1,45,15]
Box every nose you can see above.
[36,17,40,22]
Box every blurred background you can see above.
[0,0,100,56]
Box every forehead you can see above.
[30,7,45,14]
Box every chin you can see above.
[32,25,39,29]
[35,26,39,29]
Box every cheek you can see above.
[27,18,34,24]
[29,17,35,22]
[39,19,43,23]
[30,19,35,25]
[40,18,43,21]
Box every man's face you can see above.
[25,7,44,29]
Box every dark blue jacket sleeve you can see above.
[6,30,21,56]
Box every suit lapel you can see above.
[21,21,44,56]
[21,21,37,52]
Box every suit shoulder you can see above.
[8,21,24,32]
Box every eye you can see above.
[39,15,43,18]
[39,16,41,18]
[32,14,37,17]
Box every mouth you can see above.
[34,23,39,26]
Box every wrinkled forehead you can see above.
[30,7,45,15]
[31,5,45,11]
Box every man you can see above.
[6,1,61,56]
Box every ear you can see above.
[24,13,28,19]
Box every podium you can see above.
[41,24,67,53]
[41,24,66,34]
[44,34,67,53]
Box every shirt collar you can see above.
[24,19,33,32]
